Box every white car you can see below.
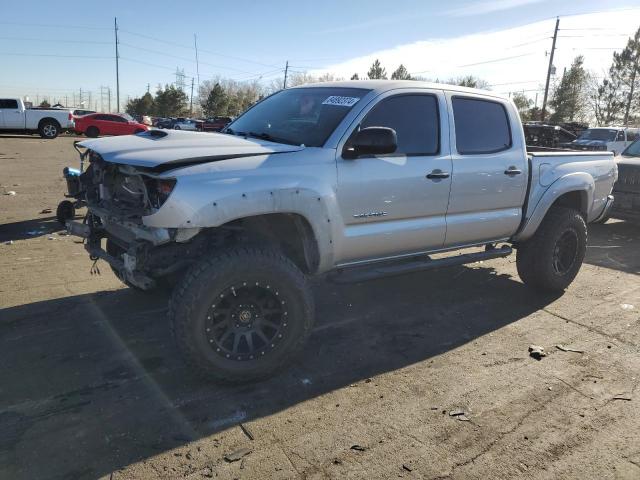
[173,119,202,131]
[0,97,75,138]
[570,127,640,156]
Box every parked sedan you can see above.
[173,119,203,131]
[74,113,149,137]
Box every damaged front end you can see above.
[67,148,203,290]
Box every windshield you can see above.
[120,113,134,122]
[225,87,370,147]
[622,139,640,157]
[578,129,618,142]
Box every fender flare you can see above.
[512,172,594,242]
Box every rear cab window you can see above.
[452,97,512,154]
[0,99,19,109]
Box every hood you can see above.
[572,139,608,146]
[77,130,304,170]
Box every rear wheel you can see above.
[516,206,587,292]
[169,246,314,383]
[39,120,60,139]
[85,126,99,138]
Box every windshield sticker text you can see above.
[322,96,360,107]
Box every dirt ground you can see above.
[1,134,639,480]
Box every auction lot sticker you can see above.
[322,96,360,107]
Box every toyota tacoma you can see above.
[64,81,617,382]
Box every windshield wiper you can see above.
[246,131,298,146]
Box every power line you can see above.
[118,28,280,68]
[457,52,537,68]
[0,36,111,44]
[0,21,109,30]
[0,52,112,59]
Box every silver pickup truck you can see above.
[65,81,616,382]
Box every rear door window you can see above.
[0,99,19,109]
[360,94,440,155]
[452,97,512,154]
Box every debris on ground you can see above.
[402,464,413,472]
[612,394,632,401]
[4,190,16,196]
[40,208,52,214]
[555,344,585,354]
[528,345,546,360]
[449,409,471,421]
[224,448,252,462]
[201,467,214,477]
[350,445,366,452]
[620,304,635,311]
[239,423,254,441]
[5,240,13,245]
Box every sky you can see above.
[1,0,639,111]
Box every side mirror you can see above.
[343,127,397,159]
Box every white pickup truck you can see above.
[64,81,617,383]
[0,97,75,139]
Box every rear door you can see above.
[0,99,23,128]
[443,93,527,247]
[335,89,452,265]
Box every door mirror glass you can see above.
[344,127,397,159]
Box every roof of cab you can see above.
[290,79,507,100]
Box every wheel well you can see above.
[38,117,61,129]
[221,213,320,274]
[551,191,588,218]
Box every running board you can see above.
[327,245,513,284]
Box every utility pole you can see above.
[79,88,83,106]
[108,87,111,113]
[114,17,120,113]
[189,77,194,115]
[147,83,150,94]
[283,60,289,89]
[194,34,201,92]
[541,17,559,122]
[65,95,68,107]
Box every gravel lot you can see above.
[1,134,639,480]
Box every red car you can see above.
[75,113,149,137]
[201,116,232,132]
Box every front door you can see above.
[335,90,452,265]
[443,94,528,247]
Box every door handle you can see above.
[504,167,522,176]
[426,170,450,180]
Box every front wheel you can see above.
[56,200,75,226]
[516,206,587,292]
[169,246,314,383]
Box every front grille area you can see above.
[615,163,640,194]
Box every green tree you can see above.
[201,83,229,117]
[125,92,155,116]
[593,75,625,126]
[367,59,387,79]
[611,26,640,125]
[549,56,589,123]
[390,64,412,80]
[154,84,188,117]
[351,73,359,80]
[511,92,533,121]
[450,75,490,89]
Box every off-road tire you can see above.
[516,206,587,292]
[56,200,75,226]
[169,246,314,383]
[85,126,99,138]
[39,120,60,139]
